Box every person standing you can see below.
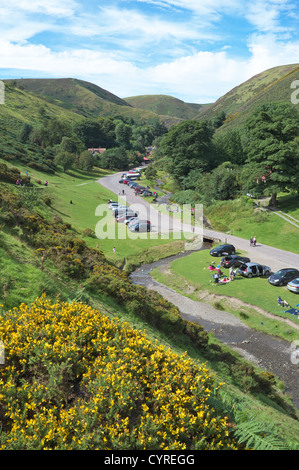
[253,236,256,246]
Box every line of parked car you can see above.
[119,171,153,197]
[108,200,151,232]
[209,243,299,293]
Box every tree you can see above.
[73,119,102,148]
[244,103,299,206]
[54,151,75,172]
[115,122,132,149]
[77,150,95,171]
[98,147,128,170]
[19,123,33,143]
[213,129,245,165]
[160,120,214,186]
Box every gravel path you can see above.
[98,172,299,410]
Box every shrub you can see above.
[0,296,239,450]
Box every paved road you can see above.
[99,171,299,273]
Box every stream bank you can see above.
[130,248,299,411]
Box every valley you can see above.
[0,64,299,450]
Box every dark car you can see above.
[210,244,236,257]
[221,255,250,268]
[268,268,299,286]
[238,262,271,278]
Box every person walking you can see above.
[250,236,253,246]
[253,236,257,246]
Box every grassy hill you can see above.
[1,67,299,449]
[3,78,177,124]
[125,94,210,120]
[195,63,299,130]
[0,161,299,449]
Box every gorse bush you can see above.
[0,296,239,450]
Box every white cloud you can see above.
[0,0,77,17]
[246,33,299,73]
[0,0,298,102]
[245,0,295,33]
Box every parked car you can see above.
[287,278,299,294]
[129,221,151,232]
[113,208,138,218]
[124,216,139,225]
[210,244,236,257]
[112,205,127,214]
[116,212,138,223]
[268,268,299,286]
[238,262,271,278]
[221,255,250,268]
[128,218,150,228]
[108,202,119,209]
[141,190,152,197]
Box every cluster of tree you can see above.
[159,102,299,206]
[18,113,168,173]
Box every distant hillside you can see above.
[125,94,210,120]
[195,63,299,130]
[3,78,173,123]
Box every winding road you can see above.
[98,171,299,410]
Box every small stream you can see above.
[129,247,299,411]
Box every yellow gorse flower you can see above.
[0,295,238,450]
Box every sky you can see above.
[0,0,298,103]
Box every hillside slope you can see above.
[195,63,299,130]
[3,78,173,123]
[125,94,210,120]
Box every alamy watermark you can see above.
[291,80,299,105]
[95,200,203,251]
[0,81,4,104]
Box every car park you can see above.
[210,244,236,257]
[221,255,250,268]
[268,268,299,286]
[238,262,271,278]
[287,278,299,294]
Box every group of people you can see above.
[207,262,237,285]
[250,236,257,246]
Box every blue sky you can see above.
[0,0,298,102]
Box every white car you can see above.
[238,262,271,278]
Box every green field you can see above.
[2,159,188,268]
[204,197,299,254]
